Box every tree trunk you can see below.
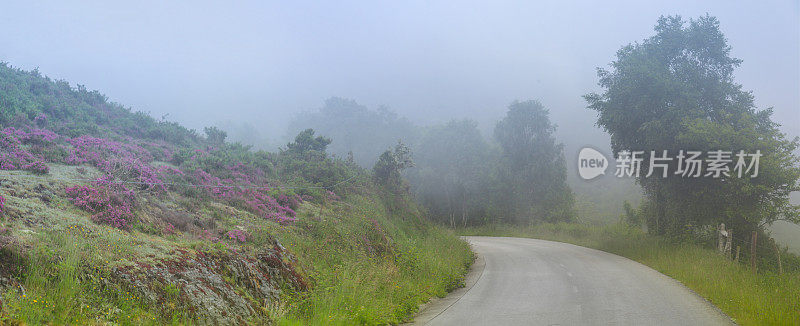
[462,193,467,228]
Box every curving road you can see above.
[415,237,732,326]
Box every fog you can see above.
[1,0,797,150]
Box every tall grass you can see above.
[1,229,161,325]
[0,189,471,325]
[461,223,800,326]
[256,194,474,325]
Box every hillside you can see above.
[0,63,472,324]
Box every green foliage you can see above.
[0,62,199,145]
[406,120,494,227]
[0,64,473,325]
[203,126,227,147]
[284,128,331,155]
[275,194,473,325]
[276,129,350,193]
[288,98,578,228]
[493,100,575,224]
[1,230,161,324]
[584,15,800,235]
[621,201,640,226]
[287,97,415,167]
[373,141,414,191]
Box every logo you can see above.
[577,148,761,180]
[578,147,608,180]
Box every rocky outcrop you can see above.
[114,239,306,325]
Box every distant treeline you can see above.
[289,97,575,226]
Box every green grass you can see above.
[0,166,472,325]
[271,194,474,325]
[1,229,162,325]
[461,223,800,326]
[0,194,472,325]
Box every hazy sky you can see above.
[1,1,798,150]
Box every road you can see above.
[415,237,733,326]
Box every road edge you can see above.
[404,240,486,325]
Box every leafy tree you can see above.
[584,15,800,235]
[285,128,332,155]
[279,129,348,190]
[407,120,493,227]
[204,126,227,146]
[494,100,574,224]
[373,141,414,191]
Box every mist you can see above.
[1,0,798,233]
[0,1,797,149]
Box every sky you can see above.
[0,0,798,151]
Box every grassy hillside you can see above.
[0,63,472,324]
[462,224,800,325]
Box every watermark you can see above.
[578,147,608,180]
[578,148,761,180]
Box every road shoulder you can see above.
[406,243,486,325]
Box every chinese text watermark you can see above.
[578,149,761,180]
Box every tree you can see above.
[373,141,414,192]
[407,120,493,227]
[204,126,227,147]
[285,128,331,155]
[494,100,574,224]
[584,15,800,235]
[278,129,346,188]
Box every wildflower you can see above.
[226,229,248,243]
[66,178,135,229]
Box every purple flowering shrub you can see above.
[66,176,136,229]
[33,113,47,126]
[164,223,177,235]
[0,123,312,228]
[22,160,49,175]
[225,229,248,243]
[325,190,341,202]
[191,167,301,223]
[0,127,53,174]
[65,135,167,190]
[65,135,153,165]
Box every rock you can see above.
[113,239,305,324]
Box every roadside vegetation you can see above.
[0,62,472,324]
[277,194,472,324]
[461,223,800,325]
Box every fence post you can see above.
[772,239,783,275]
[751,231,757,271]
[717,223,725,254]
[725,228,733,260]
[735,245,740,262]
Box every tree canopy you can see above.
[494,100,574,224]
[584,15,800,235]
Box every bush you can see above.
[66,177,136,229]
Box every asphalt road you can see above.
[416,236,733,326]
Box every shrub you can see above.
[22,161,49,175]
[66,176,136,229]
[225,229,248,243]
